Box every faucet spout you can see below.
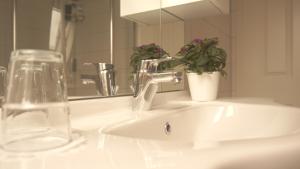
[133,71,182,113]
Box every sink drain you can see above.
[164,122,171,135]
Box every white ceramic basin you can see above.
[101,102,300,169]
[103,103,300,143]
[100,102,300,169]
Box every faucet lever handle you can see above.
[151,71,183,83]
[140,57,173,73]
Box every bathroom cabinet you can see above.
[120,0,230,24]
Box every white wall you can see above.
[231,0,300,106]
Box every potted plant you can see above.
[175,37,227,101]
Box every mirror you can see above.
[12,0,136,98]
[0,0,185,100]
[159,9,185,92]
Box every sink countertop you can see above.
[0,91,190,169]
[1,91,300,169]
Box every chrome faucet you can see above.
[132,57,182,113]
[81,63,118,96]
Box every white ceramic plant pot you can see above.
[187,72,220,101]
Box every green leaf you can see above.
[174,37,227,76]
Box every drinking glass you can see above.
[1,49,71,152]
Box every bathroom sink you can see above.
[103,103,300,143]
[101,102,300,169]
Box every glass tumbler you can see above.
[1,50,71,152]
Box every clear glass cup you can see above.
[1,49,71,152]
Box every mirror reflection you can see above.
[0,0,184,100]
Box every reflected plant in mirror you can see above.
[129,43,172,74]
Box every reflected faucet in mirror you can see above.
[132,57,183,113]
[81,63,118,97]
